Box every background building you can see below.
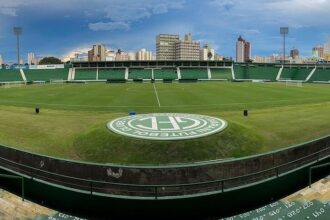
[115,49,129,61]
[27,52,35,65]
[0,55,3,65]
[200,44,215,61]
[88,44,106,62]
[312,45,324,58]
[236,36,251,62]
[156,33,200,60]
[290,48,299,59]
[324,39,330,61]
[156,34,179,60]
[136,49,152,61]
[175,33,200,60]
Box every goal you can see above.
[285,80,303,87]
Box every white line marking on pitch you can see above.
[153,83,161,107]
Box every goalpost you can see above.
[285,80,303,87]
[50,79,66,84]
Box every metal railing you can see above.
[0,146,329,199]
[309,162,330,188]
[0,173,24,201]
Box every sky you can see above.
[0,0,330,62]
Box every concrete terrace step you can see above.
[221,175,330,220]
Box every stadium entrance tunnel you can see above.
[0,136,329,219]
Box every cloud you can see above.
[100,0,185,22]
[61,46,91,62]
[87,0,185,32]
[0,7,17,16]
[153,4,168,14]
[88,21,130,31]
[209,0,235,11]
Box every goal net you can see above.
[285,80,303,87]
[50,79,66,84]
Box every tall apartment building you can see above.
[156,33,200,60]
[290,48,299,59]
[27,52,35,65]
[88,44,106,62]
[137,48,153,60]
[175,33,200,60]
[236,36,251,62]
[200,44,215,61]
[312,46,324,58]
[156,34,179,60]
[115,49,129,61]
[0,55,3,65]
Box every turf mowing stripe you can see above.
[153,83,161,107]
[0,97,330,109]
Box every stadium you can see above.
[0,60,329,219]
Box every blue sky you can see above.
[0,0,329,62]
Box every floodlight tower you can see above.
[280,27,289,64]
[13,27,22,66]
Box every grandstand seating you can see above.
[128,69,152,79]
[308,67,330,82]
[280,67,313,81]
[234,64,279,81]
[0,70,23,82]
[233,64,246,79]
[74,69,97,80]
[210,68,232,80]
[24,68,69,82]
[154,68,178,80]
[180,68,208,79]
[98,68,126,80]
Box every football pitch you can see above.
[0,81,330,164]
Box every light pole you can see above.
[280,27,289,64]
[13,27,22,66]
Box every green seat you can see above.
[128,69,152,79]
[210,68,232,80]
[281,67,312,81]
[0,70,23,82]
[24,69,69,82]
[98,69,126,80]
[154,69,177,80]
[233,64,279,81]
[180,68,208,79]
[308,68,330,82]
[75,69,97,80]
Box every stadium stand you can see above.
[222,175,330,220]
[24,68,69,82]
[308,67,330,82]
[0,188,53,219]
[74,68,97,80]
[233,64,246,79]
[234,64,280,81]
[210,68,232,80]
[0,70,23,82]
[153,68,178,80]
[128,68,152,80]
[180,68,208,79]
[280,67,313,81]
[98,68,126,80]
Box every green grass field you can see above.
[0,81,330,164]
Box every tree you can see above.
[39,57,63,65]
[207,51,213,60]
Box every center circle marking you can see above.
[107,113,228,141]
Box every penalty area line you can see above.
[153,83,161,107]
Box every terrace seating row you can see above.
[234,64,280,81]
[280,67,313,81]
[1,66,330,83]
[0,70,22,82]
